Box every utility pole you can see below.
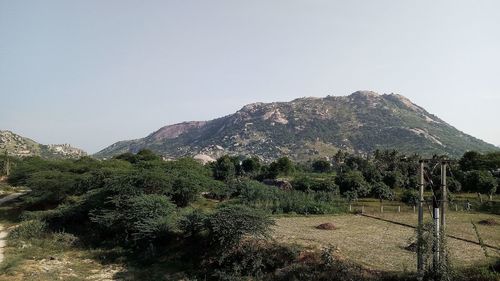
[417,160,426,277]
[417,159,451,276]
[433,196,440,269]
[439,160,450,263]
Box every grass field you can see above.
[272,212,500,272]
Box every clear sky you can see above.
[1,0,499,153]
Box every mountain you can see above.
[0,130,87,159]
[95,91,498,161]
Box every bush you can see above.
[371,182,394,202]
[272,191,344,215]
[52,231,79,247]
[210,240,300,280]
[312,160,332,173]
[236,180,278,204]
[179,209,208,238]
[401,189,419,206]
[292,176,338,192]
[207,205,274,252]
[462,170,498,198]
[9,220,48,240]
[336,170,371,200]
[90,194,178,248]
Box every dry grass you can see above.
[272,213,500,272]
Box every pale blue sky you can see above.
[1,0,499,153]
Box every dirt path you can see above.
[0,193,24,264]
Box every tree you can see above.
[401,189,419,206]
[213,155,237,181]
[114,149,161,164]
[463,170,498,201]
[336,170,371,199]
[371,182,394,203]
[312,159,332,173]
[136,149,162,162]
[292,176,337,192]
[277,157,294,175]
[459,151,483,171]
[242,157,261,175]
[383,170,404,189]
[269,157,294,177]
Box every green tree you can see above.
[459,151,484,171]
[401,189,419,206]
[241,157,261,175]
[371,182,394,203]
[269,157,294,177]
[383,170,404,189]
[312,159,332,173]
[170,175,202,207]
[336,170,371,199]
[463,170,498,201]
[213,155,237,181]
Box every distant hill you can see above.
[0,130,86,159]
[95,91,498,161]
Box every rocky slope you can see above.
[0,130,86,159]
[95,91,498,161]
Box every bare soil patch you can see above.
[315,223,337,230]
[478,218,499,226]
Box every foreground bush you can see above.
[90,194,178,249]
[9,219,47,240]
[207,205,274,253]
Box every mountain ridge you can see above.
[95,91,498,161]
[0,130,87,159]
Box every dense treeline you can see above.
[2,149,499,280]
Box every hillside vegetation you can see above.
[0,131,86,159]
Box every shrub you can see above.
[210,240,300,280]
[336,170,371,199]
[371,182,394,202]
[292,176,338,193]
[179,209,208,238]
[236,180,278,204]
[401,189,419,206]
[273,191,344,215]
[9,220,48,240]
[312,160,332,173]
[462,170,497,199]
[90,194,177,247]
[52,231,79,247]
[213,155,238,181]
[207,205,274,252]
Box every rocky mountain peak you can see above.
[149,121,207,141]
[350,90,380,98]
[95,91,498,160]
